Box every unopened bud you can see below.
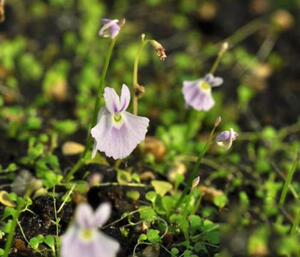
[220,42,229,55]
[141,33,146,41]
[192,176,200,189]
[214,116,222,127]
[150,40,167,61]
[120,18,126,27]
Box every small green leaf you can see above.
[139,207,157,222]
[138,234,147,242]
[29,235,44,250]
[117,170,132,184]
[213,194,228,208]
[126,191,140,201]
[43,235,55,250]
[171,247,179,256]
[151,180,173,197]
[146,229,161,243]
[145,191,157,203]
[189,215,202,231]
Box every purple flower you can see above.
[61,203,120,257]
[216,128,238,150]
[91,84,149,160]
[99,19,121,38]
[182,73,223,111]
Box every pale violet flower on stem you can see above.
[216,128,238,150]
[61,203,120,257]
[99,18,125,39]
[182,73,223,111]
[91,84,149,160]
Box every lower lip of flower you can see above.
[79,229,96,243]
[198,81,211,92]
[112,113,124,128]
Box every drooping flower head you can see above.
[61,203,120,257]
[216,128,238,150]
[182,73,223,111]
[99,19,123,39]
[91,84,149,160]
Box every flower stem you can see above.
[132,36,150,115]
[209,42,229,75]
[65,38,117,182]
[175,119,220,209]
[3,197,25,257]
[279,150,299,207]
[291,207,300,235]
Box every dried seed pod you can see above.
[167,162,187,182]
[199,185,224,202]
[0,0,5,23]
[140,171,155,182]
[62,141,85,156]
[0,191,15,207]
[142,137,166,161]
[272,10,294,31]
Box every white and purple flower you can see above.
[91,84,149,160]
[61,203,120,257]
[182,73,223,111]
[216,128,238,150]
[99,19,122,39]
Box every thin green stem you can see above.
[132,37,150,115]
[3,198,26,257]
[209,42,228,75]
[279,150,299,207]
[224,18,266,47]
[65,38,117,182]
[175,123,219,209]
[291,207,300,235]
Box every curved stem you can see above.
[65,38,117,182]
[209,42,228,75]
[175,123,218,209]
[132,38,150,115]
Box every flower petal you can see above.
[104,87,120,113]
[99,19,120,39]
[216,128,238,150]
[93,231,120,257]
[94,202,111,227]
[210,76,223,87]
[119,84,130,112]
[61,227,102,257]
[75,203,94,228]
[91,109,149,159]
[182,80,215,111]
[204,74,214,83]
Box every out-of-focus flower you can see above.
[182,73,223,111]
[216,128,238,150]
[99,19,123,38]
[61,203,120,257]
[91,84,149,160]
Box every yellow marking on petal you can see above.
[79,229,96,242]
[198,81,211,93]
[112,113,124,128]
